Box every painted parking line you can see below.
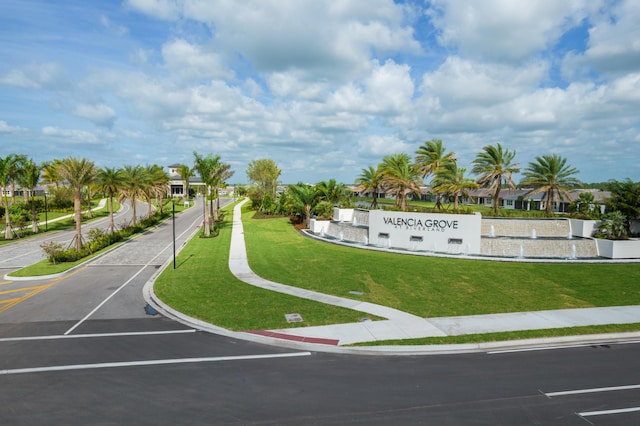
[0,351,312,375]
[543,383,640,398]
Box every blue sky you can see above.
[1,0,639,184]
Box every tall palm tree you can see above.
[288,182,319,228]
[6,154,27,204]
[0,155,15,239]
[42,160,63,189]
[415,139,456,209]
[193,152,219,236]
[379,153,423,211]
[471,143,520,216]
[355,165,383,208]
[96,167,124,234]
[520,154,580,217]
[147,164,170,215]
[20,158,44,233]
[120,165,147,226]
[432,162,479,212]
[211,161,233,221]
[56,157,96,251]
[177,164,194,200]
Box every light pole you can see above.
[172,199,176,269]
[44,192,48,232]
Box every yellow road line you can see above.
[0,285,51,296]
[0,281,13,285]
[0,297,25,305]
[0,266,88,314]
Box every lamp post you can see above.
[172,199,176,269]
[44,192,48,232]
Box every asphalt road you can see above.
[1,198,640,425]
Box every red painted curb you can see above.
[247,330,340,346]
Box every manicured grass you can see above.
[243,212,640,318]
[154,202,370,331]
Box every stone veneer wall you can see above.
[482,218,572,238]
[481,238,598,258]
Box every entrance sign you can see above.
[368,210,482,254]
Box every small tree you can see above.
[595,211,628,240]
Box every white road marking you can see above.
[63,216,200,335]
[544,383,640,397]
[579,406,640,417]
[0,329,196,343]
[0,351,312,375]
[488,340,640,354]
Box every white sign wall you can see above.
[368,210,482,254]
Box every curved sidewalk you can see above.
[226,200,640,347]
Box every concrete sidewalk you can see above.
[226,200,640,347]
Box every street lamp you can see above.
[172,199,176,269]
[44,192,48,232]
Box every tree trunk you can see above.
[3,196,13,240]
[108,196,115,234]
[74,189,83,252]
[31,197,38,233]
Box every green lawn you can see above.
[154,202,371,331]
[243,211,640,318]
[154,202,640,342]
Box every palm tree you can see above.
[316,179,350,206]
[193,152,219,236]
[177,164,194,200]
[20,158,44,233]
[607,179,640,228]
[147,164,170,215]
[96,167,124,234]
[471,143,520,216]
[288,182,319,228]
[6,154,27,205]
[120,165,147,226]
[355,165,383,208]
[42,160,63,189]
[520,154,580,217]
[415,139,456,209]
[56,157,96,251]
[379,153,423,211]
[0,155,15,239]
[211,161,234,221]
[432,162,479,212]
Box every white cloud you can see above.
[0,120,25,134]
[161,39,232,81]
[0,63,66,89]
[421,57,547,107]
[427,0,591,63]
[579,0,640,75]
[357,134,411,156]
[41,126,102,145]
[125,0,181,20]
[100,15,128,36]
[73,103,117,127]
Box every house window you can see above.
[506,200,513,207]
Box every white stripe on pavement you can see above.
[0,351,312,375]
[0,329,196,343]
[579,406,640,417]
[544,383,640,397]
